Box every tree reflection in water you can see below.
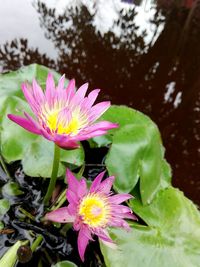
[0,0,200,204]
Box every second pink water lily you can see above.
[8,73,118,149]
[45,169,137,261]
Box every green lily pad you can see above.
[91,105,155,147]
[22,137,84,178]
[105,123,170,204]
[101,187,200,267]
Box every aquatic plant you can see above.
[46,169,137,261]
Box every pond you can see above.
[0,0,200,266]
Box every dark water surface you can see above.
[0,0,199,207]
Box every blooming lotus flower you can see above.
[8,73,118,149]
[45,169,137,261]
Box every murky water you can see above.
[0,0,199,207]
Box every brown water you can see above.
[0,0,200,205]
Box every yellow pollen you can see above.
[44,107,87,135]
[78,194,110,228]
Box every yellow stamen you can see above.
[78,193,110,228]
[43,106,87,135]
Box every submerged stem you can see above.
[50,189,66,211]
[31,235,43,252]
[43,144,61,206]
[19,207,35,221]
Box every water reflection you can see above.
[0,38,56,73]
[0,0,200,204]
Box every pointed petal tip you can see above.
[70,78,75,85]
[78,227,90,262]
[111,122,119,129]
[100,238,117,249]
[47,72,53,78]
[7,113,13,120]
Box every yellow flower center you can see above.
[42,105,88,135]
[47,111,80,135]
[78,194,110,228]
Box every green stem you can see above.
[50,189,66,211]
[43,144,61,205]
[19,207,35,221]
[31,235,43,252]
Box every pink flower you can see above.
[8,73,118,149]
[45,169,137,261]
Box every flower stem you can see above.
[43,144,61,206]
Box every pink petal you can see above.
[66,79,75,101]
[45,73,55,105]
[40,128,54,141]
[121,213,138,220]
[111,204,132,214]
[73,218,82,231]
[54,135,80,149]
[86,89,100,107]
[56,107,71,129]
[76,83,88,99]
[78,226,91,262]
[77,178,88,198]
[45,207,75,223]
[66,189,79,205]
[66,169,87,198]
[89,101,111,122]
[7,114,41,135]
[109,193,133,204]
[90,171,106,193]
[21,83,39,115]
[57,74,65,91]
[97,176,115,194]
[67,203,77,215]
[66,168,80,192]
[74,130,108,141]
[32,79,45,103]
[110,204,137,220]
[24,112,41,130]
[93,228,114,244]
[109,218,131,231]
[84,121,118,133]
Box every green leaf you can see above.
[22,137,84,178]
[101,187,200,267]
[106,123,170,204]
[52,260,78,267]
[2,182,24,196]
[91,105,171,204]
[0,199,10,217]
[0,240,28,267]
[1,96,37,162]
[91,105,153,147]
[0,64,85,178]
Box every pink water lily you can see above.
[8,73,118,149]
[45,169,137,261]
